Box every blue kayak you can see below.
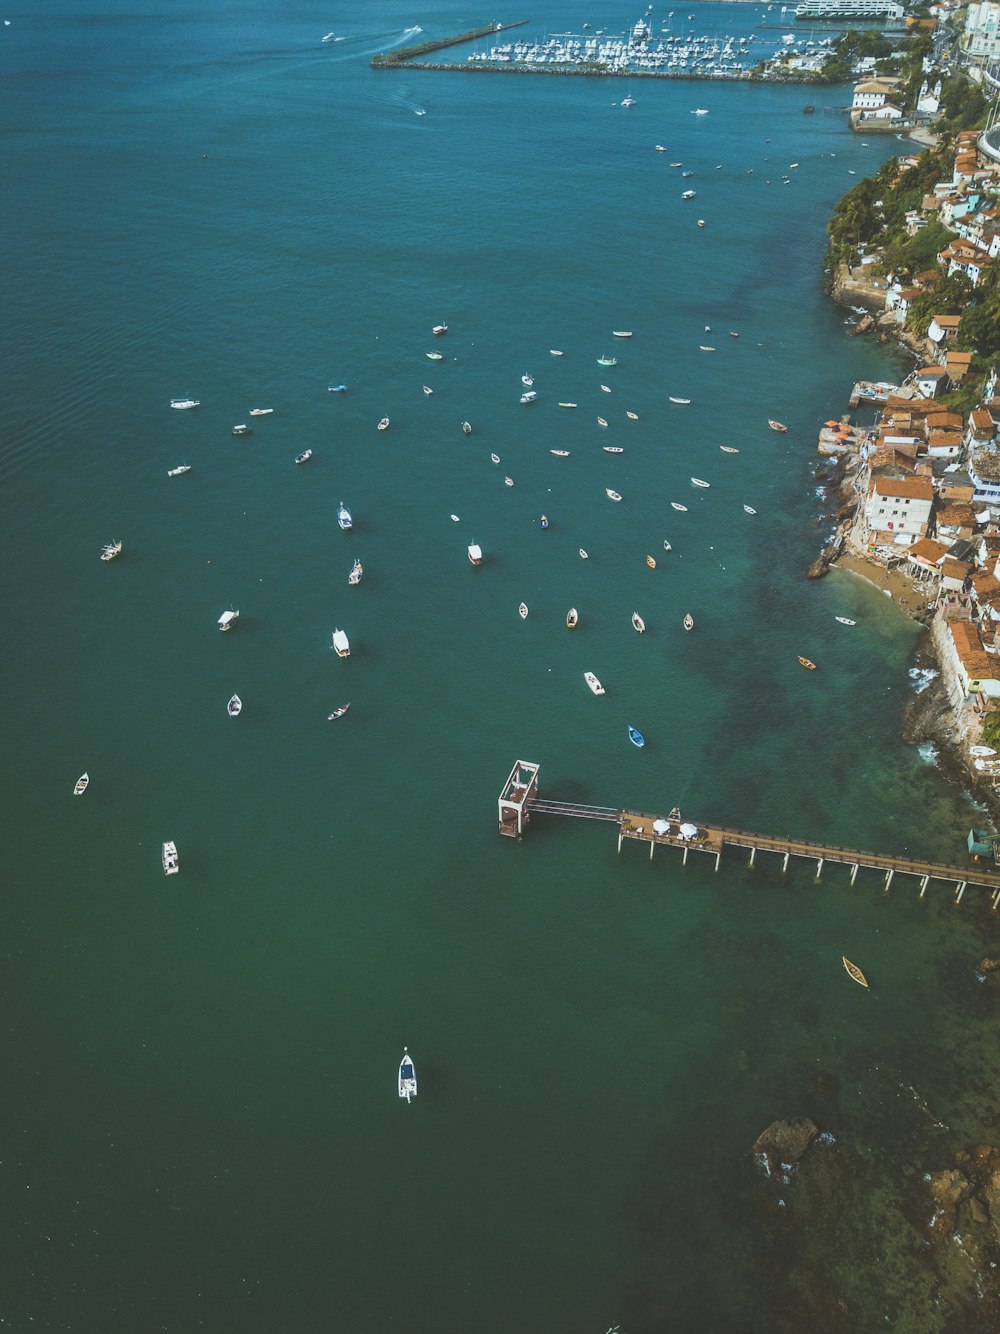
[628,725,645,748]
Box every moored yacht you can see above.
[167,464,191,476]
[170,398,199,410]
[348,559,363,585]
[332,628,350,658]
[100,539,123,561]
[162,841,179,875]
[218,608,240,631]
[584,671,605,696]
[337,501,353,531]
[399,1047,417,1101]
[468,542,483,566]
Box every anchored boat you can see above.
[398,1047,418,1101]
[227,694,242,717]
[628,725,645,748]
[842,956,869,989]
[584,671,605,696]
[162,841,179,875]
[73,772,89,796]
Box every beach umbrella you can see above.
[824,420,840,428]
[680,821,699,839]
[652,818,670,835]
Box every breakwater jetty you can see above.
[498,761,1000,905]
[372,60,835,84]
[371,20,528,66]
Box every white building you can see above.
[864,476,935,545]
[964,1,1000,65]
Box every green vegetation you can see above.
[981,713,1000,747]
[938,76,991,132]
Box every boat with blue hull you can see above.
[628,726,645,748]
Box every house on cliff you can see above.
[864,475,934,552]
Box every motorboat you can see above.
[337,502,352,531]
[550,349,563,356]
[720,445,739,454]
[626,411,638,420]
[422,385,433,396]
[566,608,578,629]
[450,515,460,522]
[558,402,577,409]
[100,539,122,561]
[842,956,869,989]
[671,502,688,512]
[218,608,239,631]
[663,540,672,551]
[520,391,537,404]
[579,549,589,559]
[426,351,444,361]
[249,408,273,416]
[521,374,534,386]
[600,385,611,393]
[504,476,514,487]
[971,745,997,757]
[550,449,570,457]
[693,108,709,115]
[768,420,788,432]
[691,477,710,488]
[348,559,363,585]
[432,323,448,335]
[683,613,694,631]
[170,398,199,410]
[730,331,740,339]
[655,144,666,152]
[597,416,607,427]
[798,656,817,670]
[332,628,351,658]
[604,446,623,454]
[539,515,549,529]
[295,449,313,464]
[584,671,605,696]
[232,424,252,437]
[328,703,350,720]
[327,384,348,393]
[835,616,856,626]
[399,1047,417,1101]
[632,611,646,633]
[612,331,633,339]
[162,841,179,875]
[628,725,645,748]
[73,772,89,796]
[669,396,690,405]
[378,418,390,431]
[167,464,191,476]
[518,602,528,619]
[462,421,472,435]
[620,96,636,107]
[596,356,617,367]
[228,694,242,717]
[697,219,706,228]
[700,345,716,352]
[468,542,483,566]
[645,554,655,569]
[681,190,696,200]
[491,453,500,464]
[606,488,622,502]
[743,505,756,515]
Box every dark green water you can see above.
[2,3,996,1331]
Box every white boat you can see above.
[655,144,666,152]
[462,421,472,435]
[671,502,688,512]
[504,476,514,487]
[491,453,501,464]
[218,608,239,631]
[566,608,578,630]
[632,611,645,634]
[612,331,633,338]
[700,345,716,352]
[669,396,690,405]
[834,616,855,626]
[597,416,607,427]
[596,356,617,367]
[518,602,528,619]
[232,423,252,437]
[683,613,694,631]
[681,190,696,200]
[295,449,313,464]
[426,351,444,361]
[398,1047,417,1101]
[167,464,191,476]
[520,391,537,404]
[693,108,709,115]
[521,374,534,386]
[100,539,122,562]
[170,398,199,410]
[606,488,622,502]
[720,445,739,454]
[162,841,179,875]
[768,419,788,432]
[584,671,605,696]
[971,746,997,757]
[328,703,350,721]
[422,385,433,396]
[432,323,448,335]
[468,543,483,566]
[337,502,352,530]
[697,219,706,228]
[663,540,672,551]
[228,693,242,717]
[249,408,273,416]
[550,349,563,356]
[558,402,577,409]
[450,514,460,522]
[550,449,570,456]
[600,385,612,393]
[377,418,390,431]
[332,628,350,658]
[348,559,363,585]
[603,446,623,454]
[743,504,756,515]
[691,477,710,488]
[73,772,89,796]
[620,96,636,107]
[579,549,589,559]
[626,411,638,420]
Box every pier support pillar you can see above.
[919,876,929,898]
[715,850,721,871]
[815,857,824,880]
[884,869,894,892]
[649,839,654,860]
[850,863,859,885]
[748,847,756,868]
[782,852,789,872]
[956,881,967,904]
[683,846,689,865]
[992,888,1000,911]
[617,830,622,854]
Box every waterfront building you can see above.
[794,0,903,16]
[864,475,935,549]
[916,367,949,398]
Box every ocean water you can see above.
[3,4,997,1332]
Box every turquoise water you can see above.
[3,4,996,1331]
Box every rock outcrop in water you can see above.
[752,1116,820,1178]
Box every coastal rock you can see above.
[927,1168,970,1237]
[846,313,876,337]
[977,958,1000,972]
[753,1116,819,1178]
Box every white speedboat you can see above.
[232,423,252,437]
[612,331,633,338]
[295,449,313,464]
[566,608,578,629]
[671,502,688,512]
[681,190,696,200]
[468,542,483,566]
[743,504,756,515]
[337,502,352,530]
[504,476,514,487]
[399,1047,417,1101]
[170,398,199,410]
[100,539,122,562]
[518,602,528,619]
[597,416,607,427]
[426,351,444,361]
[228,694,242,717]
[520,391,537,404]
[218,608,239,631]
[683,613,694,631]
[600,385,612,393]
[348,560,363,585]
[720,445,739,454]
[550,449,570,456]
[693,107,709,115]
[971,746,997,757]
[550,349,563,356]
[700,345,716,352]
[332,628,350,658]
[491,453,500,464]
[603,446,623,454]
[663,540,672,551]
[521,374,534,386]
[162,841,179,875]
[669,396,690,405]
[249,408,273,416]
[835,616,855,626]
[73,772,89,796]
[579,549,588,559]
[558,402,577,409]
[606,488,622,502]
[632,611,645,634]
[432,323,448,335]
[626,411,638,420]
[462,421,472,435]
[378,417,390,431]
[584,671,605,696]
[691,477,710,488]
[167,464,191,476]
[328,703,350,721]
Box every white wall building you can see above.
[964,1,1000,65]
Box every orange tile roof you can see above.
[871,476,934,500]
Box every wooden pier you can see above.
[499,763,1000,906]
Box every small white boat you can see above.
[232,423,252,437]
[426,351,444,361]
[612,331,633,339]
[558,402,577,409]
[603,446,623,454]
[669,396,690,405]
[521,374,534,386]
[73,772,89,796]
[579,549,589,559]
[422,385,433,396]
[337,502,352,530]
[834,616,855,626]
[518,602,528,619]
[566,608,578,629]
[663,540,672,551]
[697,219,706,228]
[597,416,607,427]
[632,611,645,634]
[348,559,363,585]
[490,453,500,464]
[691,477,710,488]
[432,323,448,335]
[377,417,390,431]
[170,399,199,410]
[468,542,482,566]
[399,1047,417,1101]
[681,190,696,200]
[768,419,788,432]
[720,445,739,454]
[743,504,756,515]
[228,694,242,717]
[584,671,605,696]
[450,514,460,522]
[597,356,617,367]
[218,608,239,631]
[626,411,638,420]
[671,502,688,512]
[700,345,716,352]
[600,385,612,394]
[606,488,622,502]
[693,108,709,115]
[162,841,179,875]
[332,628,350,658]
[550,349,563,356]
[550,449,570,456]
[295,449,313,464]
[462,421,472,435]
[328,703,350,721]
[520,391,537,404]
[655,144,666,152]
[504,476,514,487]
[620,97,636,107]
[100,539,122,562]
[249,408,273,416]
[167,464,191,477]
[683,613,694,631]
[971,746,997,757]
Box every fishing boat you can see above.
[972,745,998,757]
[600,385,612,393]
[518,602,528,619]
[100,539,122,561]
[337,501,352,530]
[579,549,588,559]
[842,956,869,989]
[730,331,740,338]
[327,384,348,393]
[645,554,656,569]
[162,841,179,875]
[558,402,577,409]
[462,421,472,435]
[628,725,645,748]
[422,385,433,396]
[232,424,252,437]
[700,345,716,352]
[768,420,788,432]
[606,488,622,502]
[626,411,638,420]
[663,540,672,552]
[720,445,739,454]
[426,351,444,361]
[550,449,570,457]
[596,356,617,367]
[604,446,623,454]
[249,408,273,416]
[584,671,605,696]
[566,608,578,630]
[550,349,563,356]
[491,453,500,464]
[691,477,710,488]
[669,396,691,405]
[399,1047,417,1101]
[450,515,460,522]
[799,656,817,670]
[743,505,756,515]
[683,613,694,631]
[539,515,549,529]
[295,449,313,464]
[655,144,666,152]
[597,417,608,428]
[332,628,350,658]
[697,219,706,228]
[521,374,534,387]
[167,464,191,476]
[504,476,514,487]
[170,398,199,410]
[681,190,696,200]
[432,323,448,335]
[671,502,688,512]
[835,616,856,626]
[520,391,537,404]
[467,542,482,566]
[227,694,242,717]
[377,417,390,431]
[612,331,633,339]
[632,611,646,633]
[348,559,363,585]
[73,772,89,796]
[328,703,350,721]
[218,608,239,631]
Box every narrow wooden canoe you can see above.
[842,956,869,989]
